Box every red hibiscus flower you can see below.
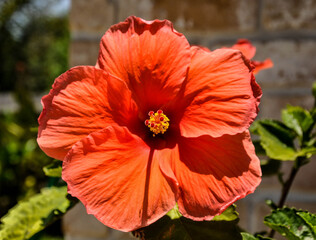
[230,39,273,75]
[37,16,262,232]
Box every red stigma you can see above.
[145,110,170,136]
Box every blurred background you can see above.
[1,0,316,239]
[0,0,70,239]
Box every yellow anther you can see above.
[144,110,170,137]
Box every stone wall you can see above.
[66,0,316,239]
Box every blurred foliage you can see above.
[241,233,272,240]
[43,160,62,178]
[0,0,69,209]
[0,0,69,92]
[0,186,71,240]
[0,0,69,239]
[133,205,242,240]
[0,110,50,216]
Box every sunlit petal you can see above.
[38,66,137,160]
[180,49,261,138]
[97,16,191,112]
[62,126,176,231]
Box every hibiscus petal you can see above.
[231,39,256,60]
[38,66,137,160]
[253,58,274,75]
[191,45,211,54]
[97,16,191,112]
[180,48,261,138]
[155,146,180,199]
[251,73,262,111]
[230,39,273,75]
[62,126,177,232]
[174,131,261,220]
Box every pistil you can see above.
[144,110,170,137]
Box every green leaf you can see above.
[282,106,313,140]
[297,212,316,234]
[264,207,316,240]
[305,138,316,148]
[252,120,298,161]
[43,160,62,177]
[260,159,281,176]
[297,147,316,160]
[242,233,257,240]
[253,140,282,176]
[134,205,241,240]
[253,140,267,156]
[213,204,239,221]
[241,232,272,240]
[0,186,71,240]
[166,204,182,220]
[251,120,296,144]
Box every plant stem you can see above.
[268,160,301,238]
[277,165,299,208]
